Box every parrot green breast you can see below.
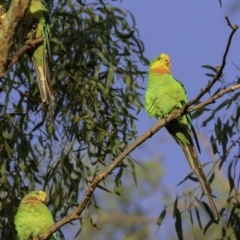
[14,193,55,240]
[145,72,188,119]
[145,72,192,146]
[18,0,46,41]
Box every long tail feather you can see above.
[31,56,54,104]
[31,54,54,124]
[181,144,219,220]
[186,113,201,153]
[43,54,54,104]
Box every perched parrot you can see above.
[145,53,219,220]
[14,190,56,240]
[17,0,54,105]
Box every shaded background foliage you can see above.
[1,0,240,239]
[0,0,148,239]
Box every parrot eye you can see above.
[157,57,160,60]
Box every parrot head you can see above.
[23,190,47,204]
[149,53,171,74]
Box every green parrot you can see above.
[14,190,56,240]
[17,0,54,105]
[145,53,219,220]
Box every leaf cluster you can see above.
[0,0,148,239]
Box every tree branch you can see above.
[35,16,239,240]
[0,0,31,79]
[188,83,240,112]
[7,37,44,69]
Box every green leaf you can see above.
[202,113,215,127]
[195,206,202,230]
[189,207,193,224]
[105,66,114,94]
[208,172,215,185]
[0,161,7,183]
[214,99,231,112]
[2,131,12,140]
[115,29,135,40]
[210,135,218,154]
[201,200,214,220]
[191,107,206,119]
[97,184,112,193]
[219,0,222,7]
[174,208,183,240]
[155,208,167,235]
[203,218,215,234]
[85,166,92,177]
[228,161,234,194]
[156,208,166,226]
[201,65,217,73]
[128,158,137,185]
[173,195,178,217]
[4,140,12,158]
[205,73,215,78]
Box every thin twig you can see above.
[185,16,238,110]
[7,37,44,69]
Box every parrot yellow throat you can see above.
[150,61,171,74]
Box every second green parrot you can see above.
[14,190,56,240]
[17,0,54,104]
[145,53,219,220]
